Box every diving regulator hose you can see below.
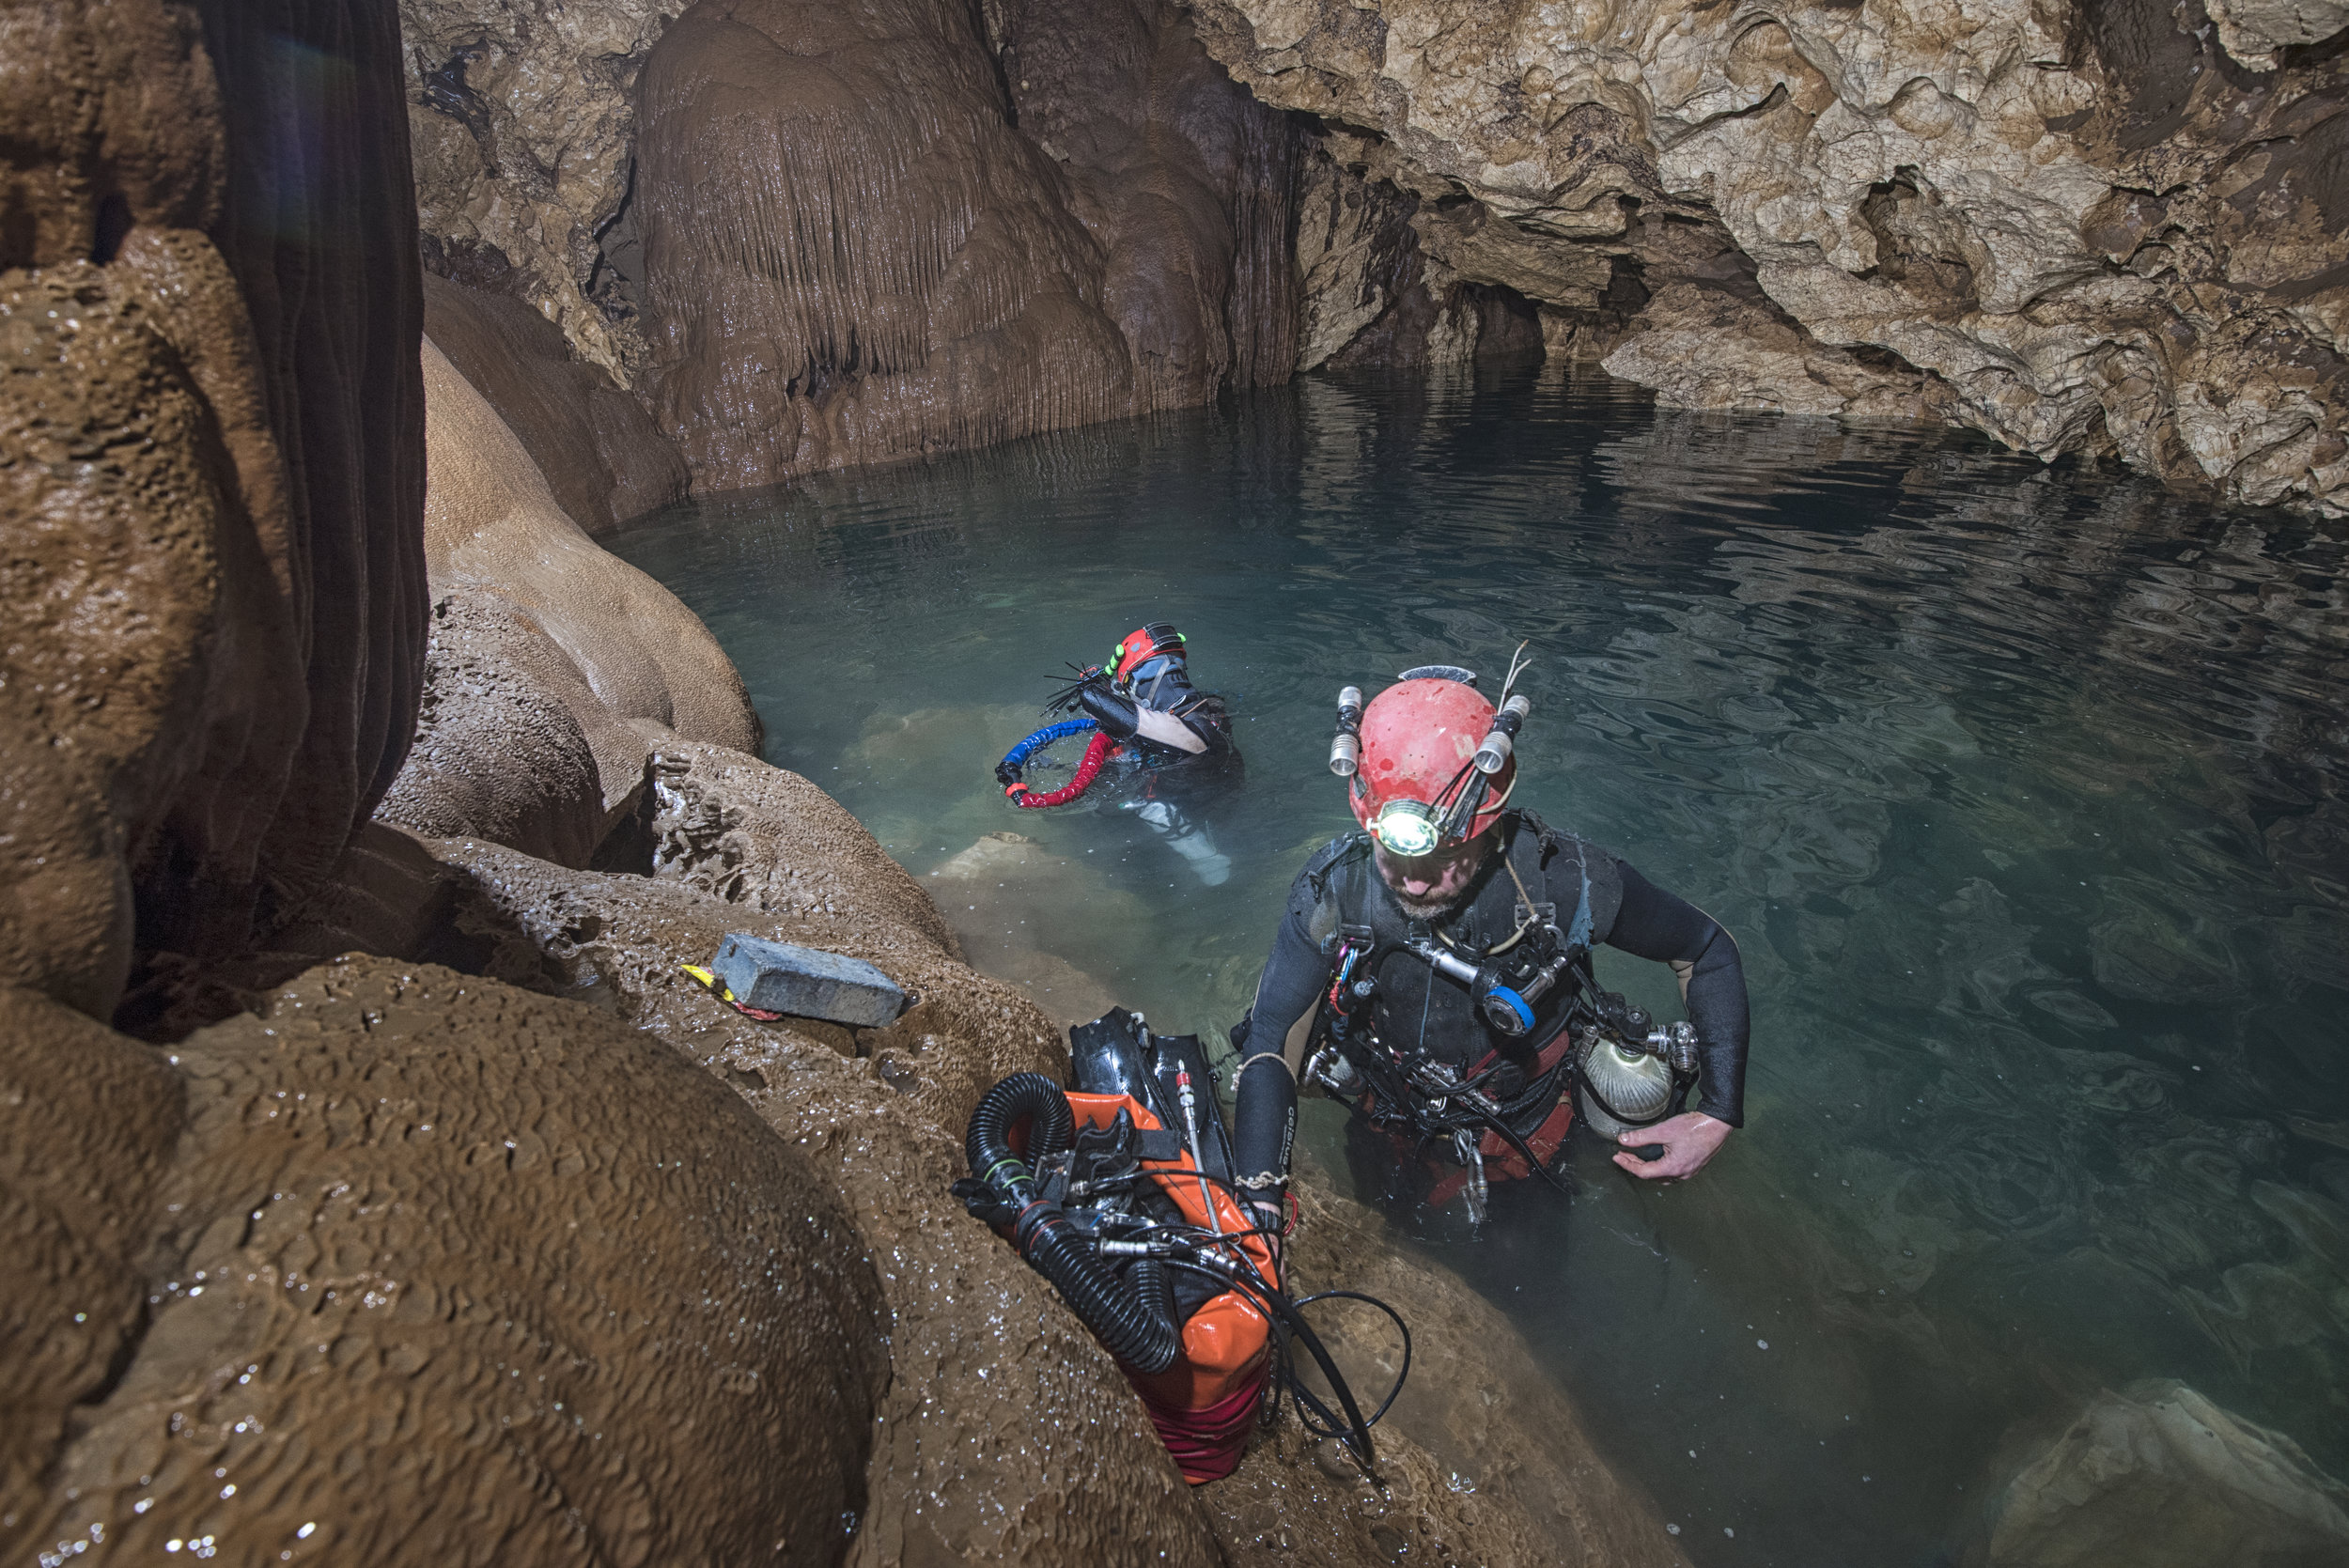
[962,1073,1183,1373]
[957,1073,1411,1467]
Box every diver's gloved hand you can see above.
[1044,665,1111,717]
[1076,679,1143,740]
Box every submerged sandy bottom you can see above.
[615,369,2349,1565]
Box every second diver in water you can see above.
[1026,621,1243,885]
[1227,660,1751,1232]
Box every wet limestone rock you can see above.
[631,0,1140,490]
[375,340,757,864]
[0,988,187,1518]
[1245,1172,1695,1568]
[1979,1381,2349,1568]
[1183,0,2349,514]
[383,828,1237,1566]
[630,0,1311,488]
[399,0,679,380]
[11,955,885,1567]
[422,272,690,535]
[1,0,427,1025]
[988,0,1304,401]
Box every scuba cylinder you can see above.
[1574,997,1701,1141]
[957,1009,1407,1483]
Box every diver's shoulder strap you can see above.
[1504,811,1607,953]
[1302,831,1373,896]
[1298,832,1376,955]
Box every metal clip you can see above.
[1453,1127,1489,1228]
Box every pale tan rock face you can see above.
[1979,1380,2349,1566]
[1182,0,2349,515]
[373,339,757,865]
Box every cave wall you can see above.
[632,0,1308,488]
[1180,0,2349,514]
[1,0,427,1023]
[401,0,1307,492]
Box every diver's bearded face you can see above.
[1373,831,1492,919]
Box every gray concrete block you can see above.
[708,933,907,1027]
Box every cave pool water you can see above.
[613,368,2349,1566]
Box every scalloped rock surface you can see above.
[1180,0,2349,514]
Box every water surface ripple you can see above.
[615,369,2349,1566]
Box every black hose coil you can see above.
[965,1074,1182,1374]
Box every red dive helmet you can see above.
[1111,623,1188,690]
[1331,667,1528,856]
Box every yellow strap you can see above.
[679,963,739,1003]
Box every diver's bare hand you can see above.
[1613,1111,1731,1180]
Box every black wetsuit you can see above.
[1229,811,1750,1202]
[1077,667,1238,769]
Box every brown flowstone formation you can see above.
[7,958,887,1565]
[421,273,691,536]
[373,337,759,866]
[1,0,428,1024]
[630,0,1307,489]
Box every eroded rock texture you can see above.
[399,0,677,380]
[8,956,886,1567]
[1184,0,2349,513]
[0,0,426,1025]
[374,338,756,865]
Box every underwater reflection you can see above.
[615,367,2349,1566]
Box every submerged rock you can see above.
[1980,1381,2349,1568]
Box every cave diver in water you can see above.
[1224,656,1751,1233]
[1007,621,1242,885]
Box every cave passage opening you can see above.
[612,365,2349,1567]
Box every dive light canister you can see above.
[1472,694,1530,775]
[1579,1036,1675,1126]
[1329,686,1364,777]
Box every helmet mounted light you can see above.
[1343,645,1534,852]
[1369,798,1443,858]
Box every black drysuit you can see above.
[1229,812,1750,1201]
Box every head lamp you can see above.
[1370,799,1443,858]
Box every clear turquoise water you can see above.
[614,368,2349,1565]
